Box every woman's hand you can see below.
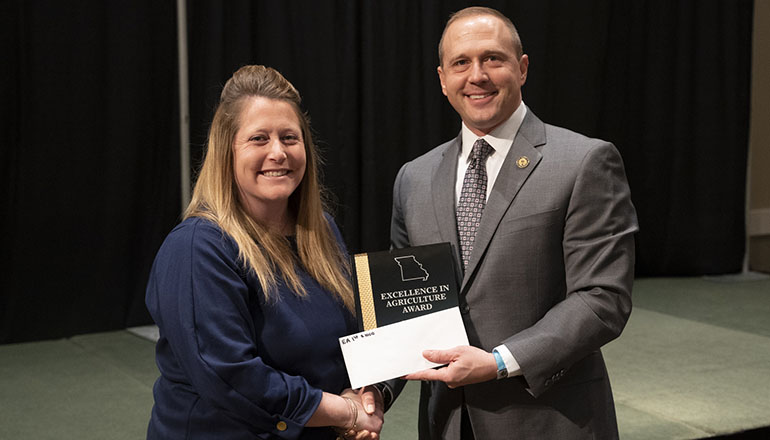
[337,387,384,439]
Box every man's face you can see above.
[438,15,528,136]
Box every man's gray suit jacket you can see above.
[390,109,639,439]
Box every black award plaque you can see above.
[351,242,461,330]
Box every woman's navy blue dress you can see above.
[145,216,357,439]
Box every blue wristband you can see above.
[492,350,505,370]
[493,349,508,379]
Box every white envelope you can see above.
[339,307,469,389]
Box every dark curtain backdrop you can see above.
[2,0,753,344]
[188,0,753,270]
[2,1,180,343]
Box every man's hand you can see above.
[402,345,498,388]
[356,385,384,415]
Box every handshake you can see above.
[329,386,385,440]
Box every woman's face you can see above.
[232,96,307,220]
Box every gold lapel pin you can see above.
[516,156,530,169]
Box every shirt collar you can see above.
[460,102,527,162]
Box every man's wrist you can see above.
[493,344,522,377]
[492,349,508,379]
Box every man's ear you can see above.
[437,65,448,96]
[519,54,529,84]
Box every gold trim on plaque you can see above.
[354,254,377,330]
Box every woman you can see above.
[145,65,382,439]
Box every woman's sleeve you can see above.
[147,221,321,439]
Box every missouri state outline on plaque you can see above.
[394,255,429,282]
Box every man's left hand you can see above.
[402,345,497,388]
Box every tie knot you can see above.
[471,138,494,162]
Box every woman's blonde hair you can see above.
[185,65,354,312]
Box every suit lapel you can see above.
[461,111,547,291]
[432,134,462,270]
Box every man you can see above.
[389,6,638,439]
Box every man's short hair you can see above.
[438,6,524,65]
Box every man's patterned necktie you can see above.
[456,138,494,269]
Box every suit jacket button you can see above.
[276,421,287,431]
[545,379,552,387]
[461,304,470,313]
